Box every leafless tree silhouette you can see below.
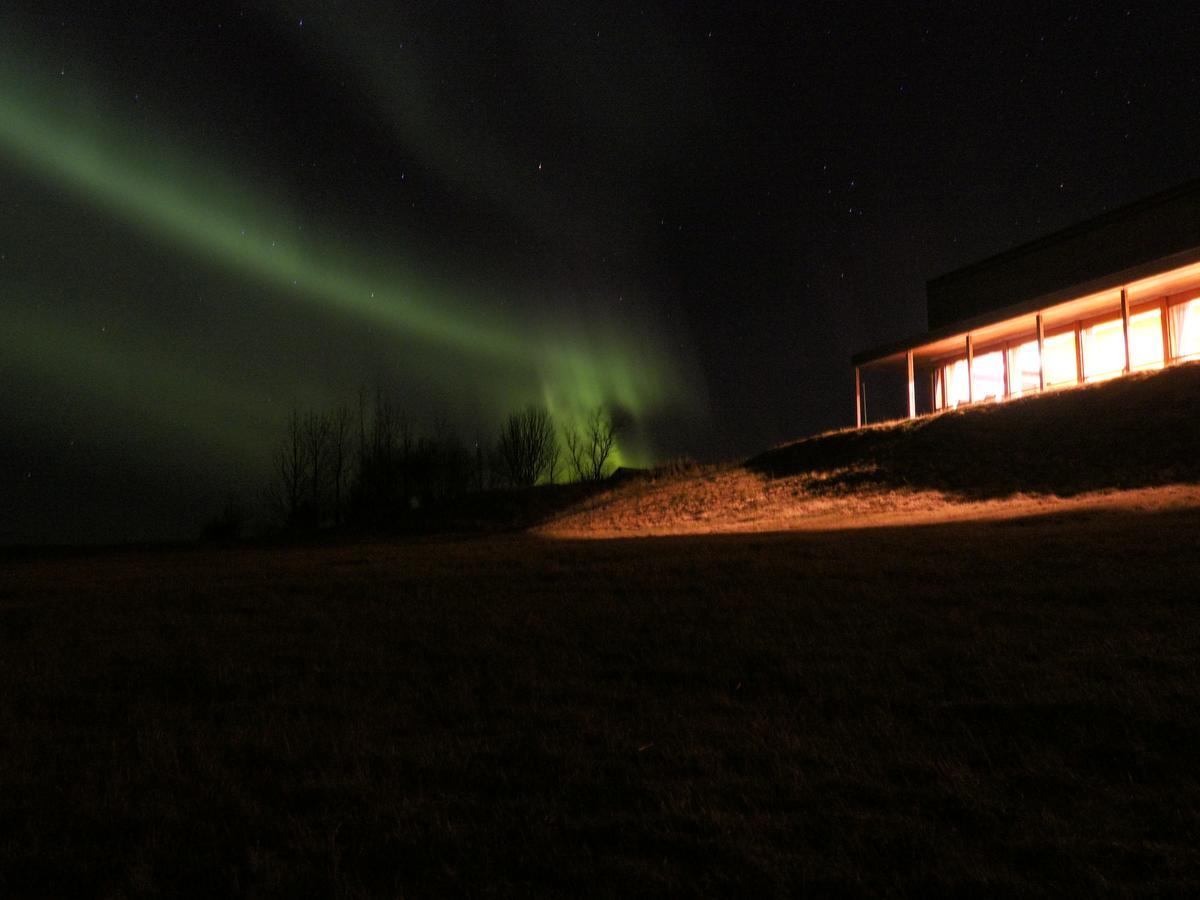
[496,405,558,487]
[564,405,628,482]
[270,408,309,524]
[327,404,352,525]
[304,411,331,524]
[267,390,563,529]
[355,389,407,513]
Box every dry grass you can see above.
[749,359,1200,497]
[540,469,1200,537]
[4,364,1200,895]
[4,502,1200,896]
[543,361,1200,538]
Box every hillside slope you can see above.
[541,361,1200,537]
[750,358,1200,496]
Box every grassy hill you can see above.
[541,361,1200,536]
[750,358,1200,497]
[5,366,1200,895]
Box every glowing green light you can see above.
[0,44,698,466]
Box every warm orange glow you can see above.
[1129,307,1165,370]
[928,300,1182,418]
[972,350,1005,401]
[540,465,1200,538]
[1043,331,1078,387]
[944,357,970,408]
[1172,296,1200,360]
[868,257,1200,426]
[1081,317,1125,382]
[1007,339,1041,397]
[1126,260,1200,305]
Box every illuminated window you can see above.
[1043,330,1078,387]
[1171,296,1200,361]
[1006,339,1041,397]
[1081,316,1125,382]
[941,357,970,408]
[972,349,1005,401]
[1128,307,1165,370]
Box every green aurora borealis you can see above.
[0,25,702,540]
[7,4,1200,544]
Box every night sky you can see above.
[4,3,1200,544]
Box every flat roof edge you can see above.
[852,244,1200,368]
[926,177,1200,292]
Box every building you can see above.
[851,179,1200,426]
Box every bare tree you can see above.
[426,421,471,502]
[271,408,309,525]
[356,389,404,512]
[496,404,558,487]
[399,411,414,505]
[304,410,331,524]
[546,431,562,485]
[564,405,628,482]
[473,433,486,493]
[327,404,352,525]
[355,385,370,488]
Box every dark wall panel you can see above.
[927,180,1200,330]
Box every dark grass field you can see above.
[4,503,1200,896]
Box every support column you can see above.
[966,334,975,404]
[1036,313,1046,391]
[906,350,916,420]
[1074,321,1084,384]
[1161,298,1173,364]
[1120,288,1131,375]
[1002,342,1011,399]
[854,366,863,428]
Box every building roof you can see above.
[854,178,1200,368]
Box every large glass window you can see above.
[1043,330,1078,387]
[1128,307,1165,370]
[1006,339,1041,397]
[971,350,1005,401]
[941,357,970,408]
[1171,296,1200,361]
[1081,316,1125,382]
